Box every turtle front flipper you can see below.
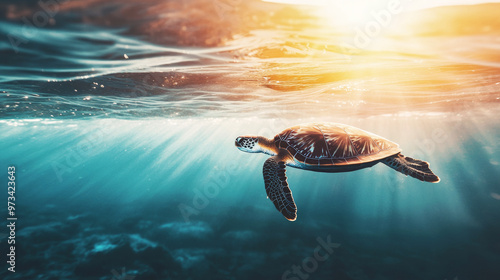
[263,156,297,221]
[383,153,440,183]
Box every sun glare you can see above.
[318,0,400,27]
[265,0,406,27]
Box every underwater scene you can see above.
[1,0,500,279]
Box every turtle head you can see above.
[236,136,278,155]
[235,136,260,153]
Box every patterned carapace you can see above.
[274,123,401,166]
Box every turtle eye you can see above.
[235,137,244,146]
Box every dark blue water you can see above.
[1,0,500,279]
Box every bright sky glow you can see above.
[264,0,500,29]
[264,0,500,10]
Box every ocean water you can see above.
[1,0,500,279]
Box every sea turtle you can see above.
[235,123,440,221]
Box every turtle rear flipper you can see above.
[383,153,440,183]
[263,156,297,221]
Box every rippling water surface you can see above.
[1,0,499,118]
[1,0,500,279]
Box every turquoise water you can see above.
[1,0,500,279]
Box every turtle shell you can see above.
[274,123,401,166]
